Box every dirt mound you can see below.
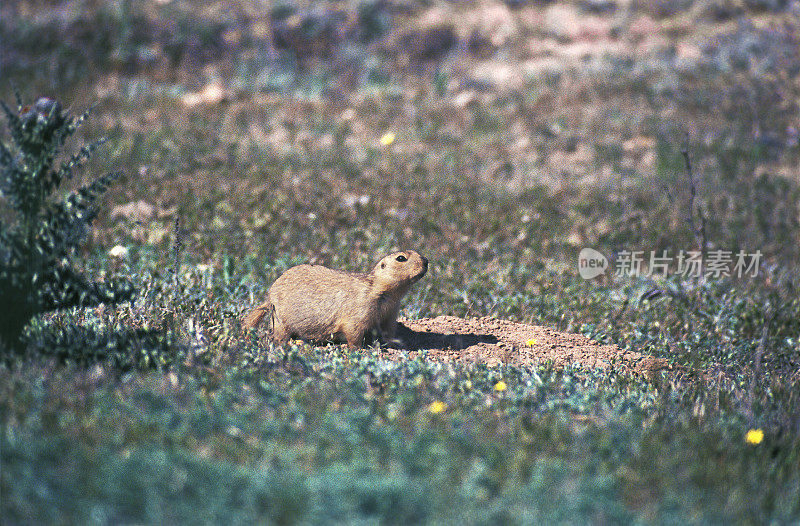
[389,316,670,376]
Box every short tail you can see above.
[242,300,272,331]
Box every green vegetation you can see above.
[1,1,799,523]
[0,95,134,352]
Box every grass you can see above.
[3,348,798,523]
[2,0,800,523]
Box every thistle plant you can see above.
[0,95,134,352]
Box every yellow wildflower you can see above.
[428,401,446,414]
[494,380,507,392]
[380,131,396,146]
[526,339,537,346]
[745,428,764,445]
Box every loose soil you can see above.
[387,316,670,376]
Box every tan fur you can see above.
[242,251,428,348]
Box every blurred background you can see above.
[2,0,799,271]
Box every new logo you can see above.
[578,248,608,279]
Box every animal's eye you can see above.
[396,254,407,262]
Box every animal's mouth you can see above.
[414,257,429,281]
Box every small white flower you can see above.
[108,245,129,259]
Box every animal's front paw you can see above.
[382,337,406,349]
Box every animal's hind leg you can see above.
[270,318,291,345]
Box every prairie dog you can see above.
[243,251,428,348]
